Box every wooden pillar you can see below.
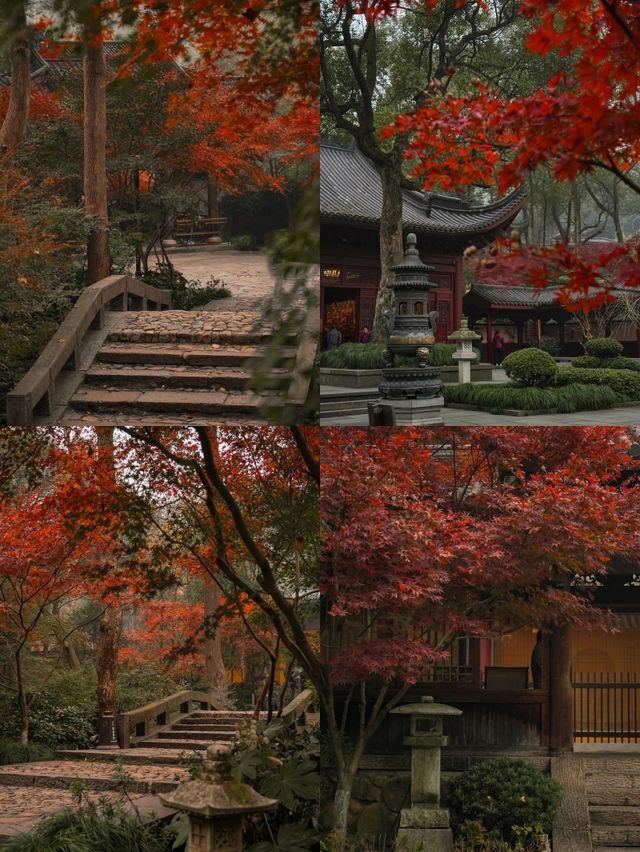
[517,322,524,346]
[548,625,573,753]
[453,257,464,331]
[207,176,219,219]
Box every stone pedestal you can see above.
[449,317,482,386]
[377,395,444,425]
[391,697,462,852]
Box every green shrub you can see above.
[142,266,230,310]
[448,757,561,842]
[531,336,561,357]
[319,342,481,370]
[116,664,182,713]
[572,354,602,369]
[28,698,95,749]
[0,691,94,748]
[230,233,254,251]
[584,337,624,358]
[501,348,559,387]
[557,367,640,400]
[0,738,54,766]
[1,800,169,852]
[443,382,618,413]
[607,355,640,372]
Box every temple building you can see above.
[320,140,526,344]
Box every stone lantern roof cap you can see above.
[390,695,463,716]
[160,780,278,818]
[448,316,482,341]
[391,233,435,275]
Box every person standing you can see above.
[359,326,371,343]
[491,330,506,365]
[531,631,544,689]
[326,324,342,350]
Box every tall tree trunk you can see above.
[95,605,123,719]
[83,33,111,283]
[0,1,30,158]
[372,155,404,341]
[15,648,29,744]
[204,578,228,706]
[95,429,121,724]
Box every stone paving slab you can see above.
[109,310,272,345]
[57,747,205,765]
[0,786,173,841]
[0,759,188,794]
[70,387,270,414]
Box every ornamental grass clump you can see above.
[502,349,558,387]
[448,757,561,845]
[442,382,618,413]
[556,367,640,400]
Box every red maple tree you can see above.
[377,0,640,305]
[321,426,640,840]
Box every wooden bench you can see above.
[173,217,227,244]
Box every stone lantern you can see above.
[377,233,444,424]
[448,316,482,384]
[390,696,462,852]
[160,745,277,852]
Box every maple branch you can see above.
[290,426,320,485]
[600,0,640,51]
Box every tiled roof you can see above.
[1,40,183,86]
[320,141,526,238]
[471,284,560,307]
[470,283,638,308]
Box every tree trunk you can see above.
[549,624,574,753]
[372,155,404,341]
[83,34,111,283]
[204,578,228,706]
[15,648,29,744]
[207,176,219,218]
[95,605,123,719]
[333,774,354,848]
[0,2,30,158]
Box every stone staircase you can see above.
[0,710,246,842]
[63,310,295,423]
[584,755,640,851]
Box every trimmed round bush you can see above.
[557,367,640,400]
[607,355,640,372]
[584,337,623,358]
[502,348,558,387]
[448,757,561,842]
[572,354,602,369]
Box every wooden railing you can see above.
[263,688,316,738]
[117,689,216,748]
[6,274,171,426]
[573,672,640,743]
[173,217,226,244]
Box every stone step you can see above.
[138,738,224,750]
[85,364,287,392]
[108,310,274,347]
[56,747,202,766]
[591,807,640,826]
[589,788,640,807]
[0,760,187,795]
[171,721,237,731]
[592,826,640,846]
[188,711,262,719]
[97,343,296,368]
[69,387,282,416]
[594,847,640,851]
[159,729,235,741]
